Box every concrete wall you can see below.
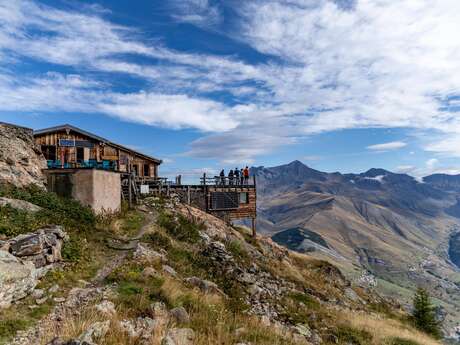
[46,169,121,214]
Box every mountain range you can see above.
[254,160,460,338]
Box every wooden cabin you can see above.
[34,124,162,178]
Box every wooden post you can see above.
[128,172,133,209]
[251,217,256,238]
[187,185,191,205]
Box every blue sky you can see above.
[2,0,460,181]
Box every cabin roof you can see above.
[34,124,162,164]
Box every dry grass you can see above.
[337,312,441,345]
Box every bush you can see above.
[0,184,95,233]
[411,288,442,338]
[61,234,86,262]
[143,231,172,249]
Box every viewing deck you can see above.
[124,174,257,236]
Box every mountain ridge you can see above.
[254,160,460,339]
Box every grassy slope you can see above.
[0,188,443,345]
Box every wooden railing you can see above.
[200,174,256,187]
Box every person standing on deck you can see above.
[228,169,234,185]
[240,168,244,185]
[219,169,225,185]
[243,166,250,185]
[234,168,240,185]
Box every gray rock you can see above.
[79,320,110,343]
[6,226,68,268]
[161,328,195,345]
[36,296,48,305]
[134,243,167,263]
[294,324,312,338]
[95,300,116,315]
[170,307,190,324]
[0,197,42,212]
[184,276,223,294]
[163,265,177,277]
[49,284,60,294]
[32,288,45,299]
[0,251,38,309]
[53,297,66,303]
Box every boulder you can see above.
[161,328,195,345]
[163,265,177,277]
[0,197,42,212]
[95,300,116,315]
[184,276,223,295]
[134,243,166,263]
[0,250,38,308]
[5,226,68,268]
[170,307,190,324]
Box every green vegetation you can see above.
[411,288,441,339]
[0,184,95,237]
[388,337,421,345]
[0,319,29,339]
[157,211,203,243]
[335,325,373,345]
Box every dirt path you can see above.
[91,209,157,285]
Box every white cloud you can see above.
[169,0,222,28]
[2,0,460,162]
[366,141,407,151]
[394,165,416,174]
[426,158,439,169]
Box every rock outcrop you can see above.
[0,122,46,188]
[2,225,68,268]
[0,250,38,308]
[0,226,67,309]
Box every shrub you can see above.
[61,234,86,262]
[143,231,172,249]
[411,288,442,338]
[0,184,95,232]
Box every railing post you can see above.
[203,173,206,186]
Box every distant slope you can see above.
[255,160,460,337]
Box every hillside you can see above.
[0,184,442,345]
[254,161,460,340]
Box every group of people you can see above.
[218,166,250,185]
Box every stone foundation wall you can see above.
[46,169,121,214]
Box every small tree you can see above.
[411,288,442,339]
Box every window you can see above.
[240,192,249,204]
[132,164,138,176]
[41,145,56,161]
[76,147,84,162]
[143,164,150,177]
